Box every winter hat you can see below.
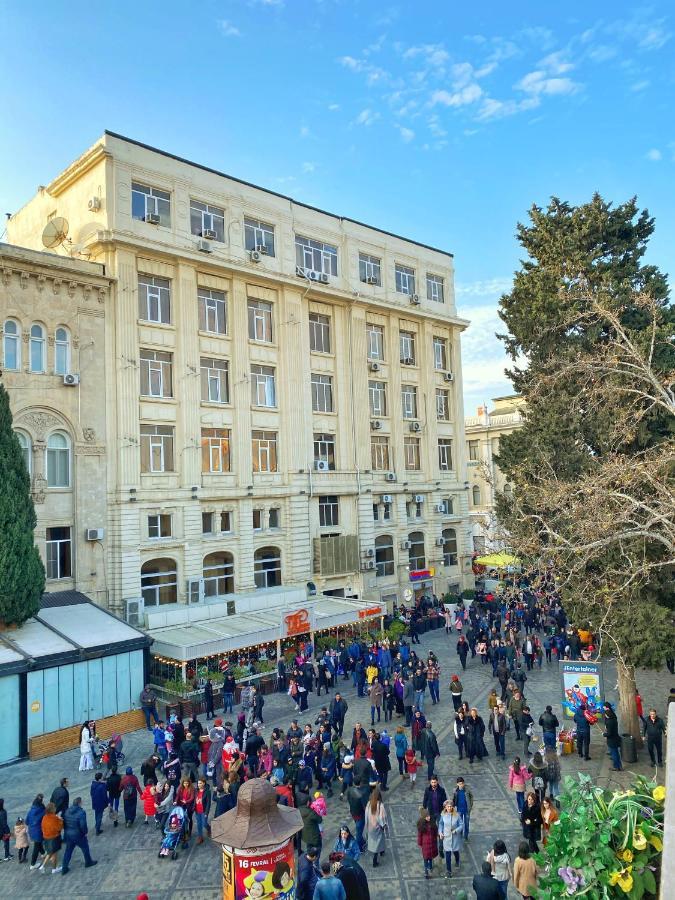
[343,755,354,764]
[214,718,223,727]
[126,766,133,775]
[298,760,306,767]
[314,791,323,799]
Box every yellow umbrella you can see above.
[474,551,521,568]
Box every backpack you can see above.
[533,775,545,792]
[123,782,135,801]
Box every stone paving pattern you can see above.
[0,626,670,899]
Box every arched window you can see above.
[46,431,71,487]
[503,483,513,498]
[141,558,178,606]
[203,551,234,597]
[254,546,281,589]
[54,327,70,375]
[30,324,46,373]
[442,527,458,567]
[408,531,425,571]
[3,320,20,370]
[472,484,481,506]
[375,534,394,577]
[16,431,31,476]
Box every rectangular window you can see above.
[268,508,280,529]
[253,508,263,530]
[140,349,173,398]
[319,495,339,527]
[401,385,418,419]
[220,511,232,532]
[311,374,334,413]
[46,526,72,579]
[138,275,171,324]
[295,235,338,276]
[366,324,384,360]
[433,336,448,370]
[148,513,172,539]
[252,430,278,473]
[383,501,392,521]
[202,511,215,534]
[251,365,276,407]
[359,253,381,285]
[309,313,331,353]
[190,199,225,242]
[368,380,387,417]
[201,357,229,404]
[426,273,444,303]
[442,497,454,516]
[468,439,480,461]
[314,433,336,470]
[244,217,275,256]
[247,299,273,342]
[404,436,421,470]
[201,428,231,473]
[438,438,453,471]
[399,331,416,365]
[131,182,171,226]
[140,425,175,473]
[395,264,416,296]
[373,503,379,521]
[436,389,450,421]
[370,436,390,471]
[198,288,227,335]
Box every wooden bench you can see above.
[28,709,146,760]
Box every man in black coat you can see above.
[329,693,349,737]
[419,723,440,780]
[204,679,215,720]
[370,735,391,790]
[244,728,265,775]
[422,775,447,824]
[473,860,502,899]
[50,777,69,816]
[331,853,371,900]
[297,846,320,900]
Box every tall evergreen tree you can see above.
[0,383,44,626]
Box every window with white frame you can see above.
[3,320,20,370]
[204,551,234,597]
[442,527,458,566]
[366,324,384,360]
[468,440,480,461]
[220,510,232,532]
[436,389,450,421]
[375,534,394,577]
[46,526,72,579]
[252,431,278,473]
[148,513,172,539]
[433,336,448,370]
[131,182,171,226]
[318,495,339,527]
[383,499,392,520]
[198,288,227,335]
[252,508,263,530]
[141,558,177,606]
[190,199,225,242]
[401,385,418,419]
[46,432,70,487]
[309,313,331,353]
[438,438,453,471]
[295,235,338,276]
[404,436,421,470]
[251,365,276,407]
[268,508,280,529]
[54,327,70,375]
[202,511,215,534]
[201,428,231,473]
[140,424,175,473]
[426,273,444,303]
[368,380,387,417]
[399,331,416,365]
[370,436,390,471]
[254,547,281,589]
[441,497,454,516]
[247,299,273,342]
[395,264,416,296]
[373,503,379,522]
[138,275,171,325]
[16,431,31,475]
[201,357,229,403]
[314,432,336,470]
[472,484,481,506]
[30,324,45,373]
[311,374,334,413]
[359,253,381,285]
[244,217,275,256]
[408,531,425,570]
[140,349,173,398]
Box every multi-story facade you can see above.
[465,395,524,552]
[0,243,112,604]
[6,131,474,619]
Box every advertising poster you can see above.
[559,661,604,720]
[222,839,296,900]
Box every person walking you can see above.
[194,778,211,844]
[313,861,347,899]
[78,721,95,772]
[449,675,463,711]
[394,727,408,776]
[61,798,97,875]
[139,685,159,730]
[602,702,623,771]
[176,777,196,844]
[486,839,512,899]
[466,708,486,764]
[204,679,215,720]
[332,824,361,861]
[50,778,69,817]
[513,841,538,899]
[13,816,29,863]
[120,767,141,827]
[222,671,236,714]
[26,793,46,870]
[538,705,560,752]
[438,799,463,878]
[90,772,109,835]
[573,702,592,760]
[0,799,11,862]
[419,722,440,781]
[544,749,561,801]
[456,636,469,671]
[508,757,531,813]
[38,802,63,873]
[541,797,559,845]
[329,693,348,738]
[412,668,427,713]
[644,708,666,765]
[417,808,439,880]
[106,766,122,827]
[520,792,542,853]
[474,860,503,900]
[452,777,473,840]
[297,846,321,900]
[528,752,548,803]
[454,709,467,760]
[489,703,507,760]
[364,787,387,868]
[369,679,383,726]
[508,691,525,740]
[403,677,414,726]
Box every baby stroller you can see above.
[94,733,125,770]
[158,806,186,860]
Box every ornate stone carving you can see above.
[75,443,105,456]
[36,275,47,292]
[82,427,96,442]
[83,284,92,301]
[1,268,11,286]
[97,288,106,304]
[17,411,61,439]
[52,279,62,295]
[20,271,29,289]
[31,473,47,504]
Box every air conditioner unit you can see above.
[255,244,268,255]
[434,503,445,513]
[365,275,378,285]
[371,420,382,430]
[296,266,308,278]
[201,228,217,240]
[409,421,421,432]
[250,250,262,263]
[362,560,376,571]
[410,294,421,305]
[368,361,380,372]
[63,373,80,386]
[88,197,101,211]
[197,238,212,253]
[85,528,104,541]
[124,597,144,627]
[187,577,205,604]
[319,273,329,284]
[385,472,397,482]
[436,537,445,546]
[307,270,320,282]
[382,494,393,504]
[400,540,412,550]
[145,213,161,225]
[443,372,455,382]
[363,548,375,558]
[414,494,425,503]
[314,459,330,472]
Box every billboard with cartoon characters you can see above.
[560,661,604,720]
[223,839,296,900]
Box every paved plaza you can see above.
[0,626,669,899]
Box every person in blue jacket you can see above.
[573,702,592,761]
[90,772,109,835]
[61,797,97,875]
[26,794,46,870]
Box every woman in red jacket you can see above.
[417,808,439,880]
[175,777,196,845]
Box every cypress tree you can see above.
[0,382,44,626]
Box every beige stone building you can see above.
[465,395,524,552]
[6,131,475,623]
[0,243,112,603]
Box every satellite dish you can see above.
[41,217,69,249]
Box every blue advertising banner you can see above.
[559,660,605,720]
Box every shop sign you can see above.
[358,605,382,619]
[30,700,41,713]
[222,839,296,900]
[560,661,604,720]
[409,568,435,581]
[280,607,315,638]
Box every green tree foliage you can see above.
[0,383,44,625]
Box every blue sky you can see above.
[1,1,673,414]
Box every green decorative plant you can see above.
[385,620,407,642]
[158,677,190,697]
[535,774,664,900]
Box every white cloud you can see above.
[328,103,340,111]
[476,96,539,120]
[431,84,483,107]
[631,79,650,92]
[339,55,362,71]
[538,51,574,75]
[403,43,449,69]
[396,125,415,142]
[455,277,512,298]
[516,70,580,96]
[302,161,317,173]
[217,19,241,37]
[353,108,380,126]
[299,125,311,138]
[645,148,662,162]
